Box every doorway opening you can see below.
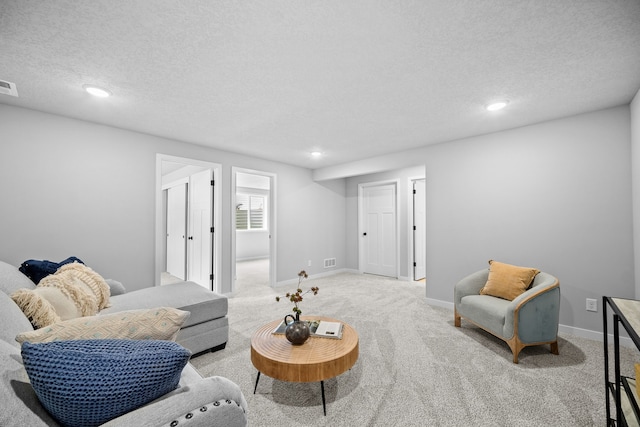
[231,168,276,293]
[155,154,221,292]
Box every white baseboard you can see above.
[237,256,269,262]
[275,268,352,287]
[425,298,635,349]
[426,298,454,310]
[276,269,414,285]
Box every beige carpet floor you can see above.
[190,271,639,426]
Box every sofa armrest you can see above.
[454,269,489,306]
[102,376,248,427]
[504,274,560,342]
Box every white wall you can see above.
[327,106,633,333]
[2,102,633,332]
[276,176,347,280]
[0,104,347,293]
[236,230,270,261]
[426,107,633,333]
[631,88,640,298]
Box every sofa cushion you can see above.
[0,291,34,349]
[480,260,539,301]
[0,260,36,295]
[103,281,228,328]
[459,294,511,337]
[21,339,191,427]
[16,307,190,344]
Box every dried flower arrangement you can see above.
[275,270,319,316]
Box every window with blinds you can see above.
[236,194,266,230]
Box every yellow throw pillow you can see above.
[479,260,540,301]
[15,307,190,344]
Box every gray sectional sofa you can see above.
[0,260,248,426]
[102,279,229,356]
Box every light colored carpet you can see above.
[190,271,638,426]
[235,258,270,292]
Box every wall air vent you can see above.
[0,80,18,97]
[324,258,336,268]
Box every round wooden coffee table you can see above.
[250,316,359,415]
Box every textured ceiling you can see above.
[1,1,640,170]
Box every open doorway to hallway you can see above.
[232,168,276,292]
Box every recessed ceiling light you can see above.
[83,85,112,98]
[311,151,323,158]
[486,100,509,111]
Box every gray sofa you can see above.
[101,280,229,356]
[0,260,248,426]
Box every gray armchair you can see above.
[454,268,560,363]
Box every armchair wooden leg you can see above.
[550,341,559,355]
[454,308,461,327]
[507,339,523,364]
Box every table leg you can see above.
[321,380,326,416]
[254,371,261,394]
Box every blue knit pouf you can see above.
[21,339,191,427]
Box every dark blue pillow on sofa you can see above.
[19,256,84,284]
[21,339,191,427]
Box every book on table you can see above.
[272,319,343,339]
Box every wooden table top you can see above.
[250,316,359,383]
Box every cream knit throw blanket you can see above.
[11,262,111,329]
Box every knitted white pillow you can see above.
[11,262,112,329]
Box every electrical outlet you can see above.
[586,298,597,312]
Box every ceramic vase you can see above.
[284,313,310,345]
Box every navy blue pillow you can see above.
[21,339,191,427]
[19,256,84,284]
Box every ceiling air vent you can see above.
[0,80,18,97]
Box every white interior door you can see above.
[188,169,213,289]
[413,179,426,281]
[362,183,397,277]
[166,184,187,280]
